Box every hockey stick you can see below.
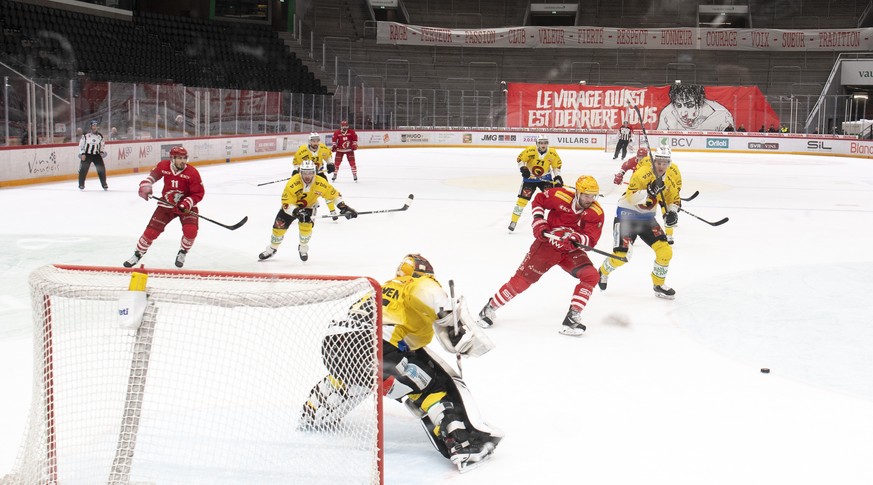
[678,207,729,226]
[149,196,248,230]
[448,280,463,379]
[681,190,699,202]
[319,193,414,219]
[256,177,291,187]
[544,232,629,262]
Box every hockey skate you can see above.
[175,249,187,268]
[298,244,309,262]
[353,175,358,182]
[597,269,608,291]
[122,251,143,268]
[559,310,586,336]
[102,184,109,191]
[448,431,500,473]
[477,300,496,328]
[330,210,339,221]
[507,221,517,232]
[331,173,337,182]
[258,246,277,261]
[653,285,676,300]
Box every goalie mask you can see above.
[396,254,434,278]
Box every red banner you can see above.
[506,83,779,132]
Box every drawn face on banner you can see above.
[672,95,702,128]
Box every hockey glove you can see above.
[532,217,550,242]
[520,166,531,178]
[646,179,665,198]
[293,208,313,223]
[553,175,563,187]
[337,202,358,219]
[138,180,153,201]
[174,197,194,215]
[664,211,678,227]
[550,227,583,251]
[613,170,625,185]
[326,163,336,174]
[331,145,337,152]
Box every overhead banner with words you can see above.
[377,22,872,51]
[505,83,780,131]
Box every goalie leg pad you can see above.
[299,375,370,429]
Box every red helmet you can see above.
[637,147,648,158]
[340,120,349,127]
[169,146,188,158]
[396,254,434,278]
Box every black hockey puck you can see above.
[760,368,770,374]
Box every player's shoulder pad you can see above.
[588,200,604,215]
[553,187,574,204]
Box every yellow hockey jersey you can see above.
[619,160,682,216]
[516,146,562,180]
[293,144,333,172]
[280,172,342,211]
[381,274,451,351]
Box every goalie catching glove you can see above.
[433,295,494,358]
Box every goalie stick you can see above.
[319,193,415,218]
[448,280,463,379]
[544,232,629,262]
[149,196,248,230]
[678,207,729,226]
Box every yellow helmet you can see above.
[575,175,600,195]
[396,254,434,278]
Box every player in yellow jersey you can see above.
[258,160,357,262]
[294,133,338,217]
[508,134,563,232]
[598,146,681,299]
[299,254,501,472]
[614,147,683,244]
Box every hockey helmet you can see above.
[169,146,188,159]
[309,132,321,142]
[396,254,434,278]
[575,175,600,196]
[536,134,549,145]
[653,146,672,164]
[89,120,99,127]
[637,147,648,158]
[299,159,317,183]
[340,120,349,128]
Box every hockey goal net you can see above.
[7,264,383,485]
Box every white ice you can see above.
[2,146,873,484]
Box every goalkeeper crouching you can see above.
[300,254,502,473]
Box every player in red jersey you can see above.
[123,146,205,268]
[477,176,605,336]
[331,120,358,182]
[613,147,649,185]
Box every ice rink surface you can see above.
[2,146,873,484]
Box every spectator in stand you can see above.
[759,125,766,132]
[109,127,120,140]
[724,124,735,132]
[737,125,747,132]
[767,125,778,133]
[172,115,187,137]
[780,125,789,133]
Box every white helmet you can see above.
[309,133,320,142]
[299,159,317,174]
[653,145,672,164]
[536,134,549,144]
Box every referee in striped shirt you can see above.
[613,120,633,160]
[78,120,108,190]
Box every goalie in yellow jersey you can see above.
[257,159,357,262]
[293,133,339,217]
[299,254,502,473]
[508,134,563,232]
[598,145,681,299]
